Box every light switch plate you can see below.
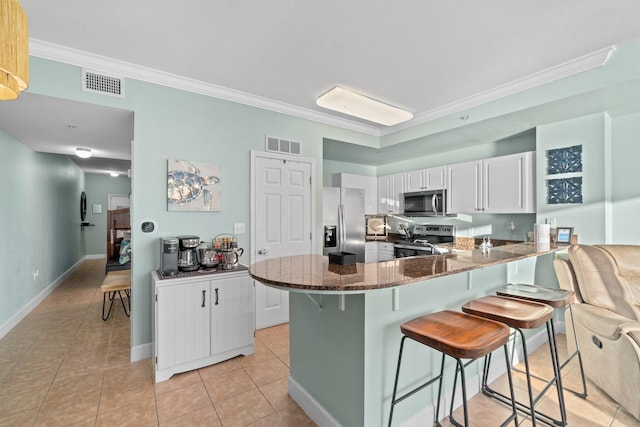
[234,223,246,234]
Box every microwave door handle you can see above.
[338,204,345,252]
[432,194,438,214]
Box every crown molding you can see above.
[28,39,382,137]
[29,39,614,140]
[382,46,616,136]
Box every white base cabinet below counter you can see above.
[152,269,255,382]
[365,242,395,263]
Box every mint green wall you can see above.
[322,159,376,186]
[84,173,131,255]
[611,112,640,244]
[377,131,536,176]
[25,57,379,349]
[536,113,609,244]
[0,130,85,327]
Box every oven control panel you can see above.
[412,225,455,237]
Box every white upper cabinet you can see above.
[332,173,378,214]
[425,166,446,190]
[447,151,535,214]
[405,166,446,192]
[483,151,536,214]
[378,173,405,214]
[447,160,483,214]
[405,169,425,192]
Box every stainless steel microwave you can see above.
[402,189,449,217]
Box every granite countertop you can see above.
[248,242,557,293]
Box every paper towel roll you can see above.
[535,223,551,243]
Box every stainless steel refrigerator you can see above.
[322,187,365,262]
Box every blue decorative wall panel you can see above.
[547,177,583,204]
[547,145,582,174]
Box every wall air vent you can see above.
[82,69,125,98]
[265,136,301,156]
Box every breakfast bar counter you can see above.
[249,242,557,293]
[249,242,558,427]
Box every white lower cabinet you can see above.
[152,269,255,382]
[365,242,378,263]
[378,242,395,261]
[365,242,395,263]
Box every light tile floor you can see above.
[0,258,638,426]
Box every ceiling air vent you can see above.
[265,136,301,156]
[82,69,125,98]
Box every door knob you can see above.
[258,248,270,255]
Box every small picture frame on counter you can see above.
[556,227,574,245]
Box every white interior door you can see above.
[252,152,313,329]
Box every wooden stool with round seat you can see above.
[462,295,565,427]
[388,310,518,427]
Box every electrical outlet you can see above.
[234,223,246,234]
[33,269,39,281]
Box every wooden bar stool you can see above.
[388,310,518,427]
[496,283,588,399]
[462,295,565,427]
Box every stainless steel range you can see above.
[393,224,455,258]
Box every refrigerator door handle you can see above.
[338,204,345,252]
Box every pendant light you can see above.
[0,0,29,101]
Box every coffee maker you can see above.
[177,235,200,271]
[160,237,179,276]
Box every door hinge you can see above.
[155,294,157,302]
[155,356,157,364]
[309,176,312,185]
[310,232,312,240]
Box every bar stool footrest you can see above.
[482,383,563,426]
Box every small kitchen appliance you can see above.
[197,241,219,269]
[214,234,244,270]
[393,225,455,258]
[177,235,200,271]
[159,237,179,276]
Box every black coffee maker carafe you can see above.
[177,235,200,271]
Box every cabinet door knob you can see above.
[201,290,206,308]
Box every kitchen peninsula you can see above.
[249,243,557,427]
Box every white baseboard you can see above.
[85,254,107,259]
[131,342,152,363]
[0,256,88,339]
[288,376,342,427]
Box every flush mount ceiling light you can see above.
[0,0,29,101]
[316,86,413,126]
[75,147,92,158]
[109,171,119,177]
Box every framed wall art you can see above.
[167,159,221,211]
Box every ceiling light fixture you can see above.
[109,171,119,177]
[316,86,413,126]
[0,0,29,101]
[75,147,92,158]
